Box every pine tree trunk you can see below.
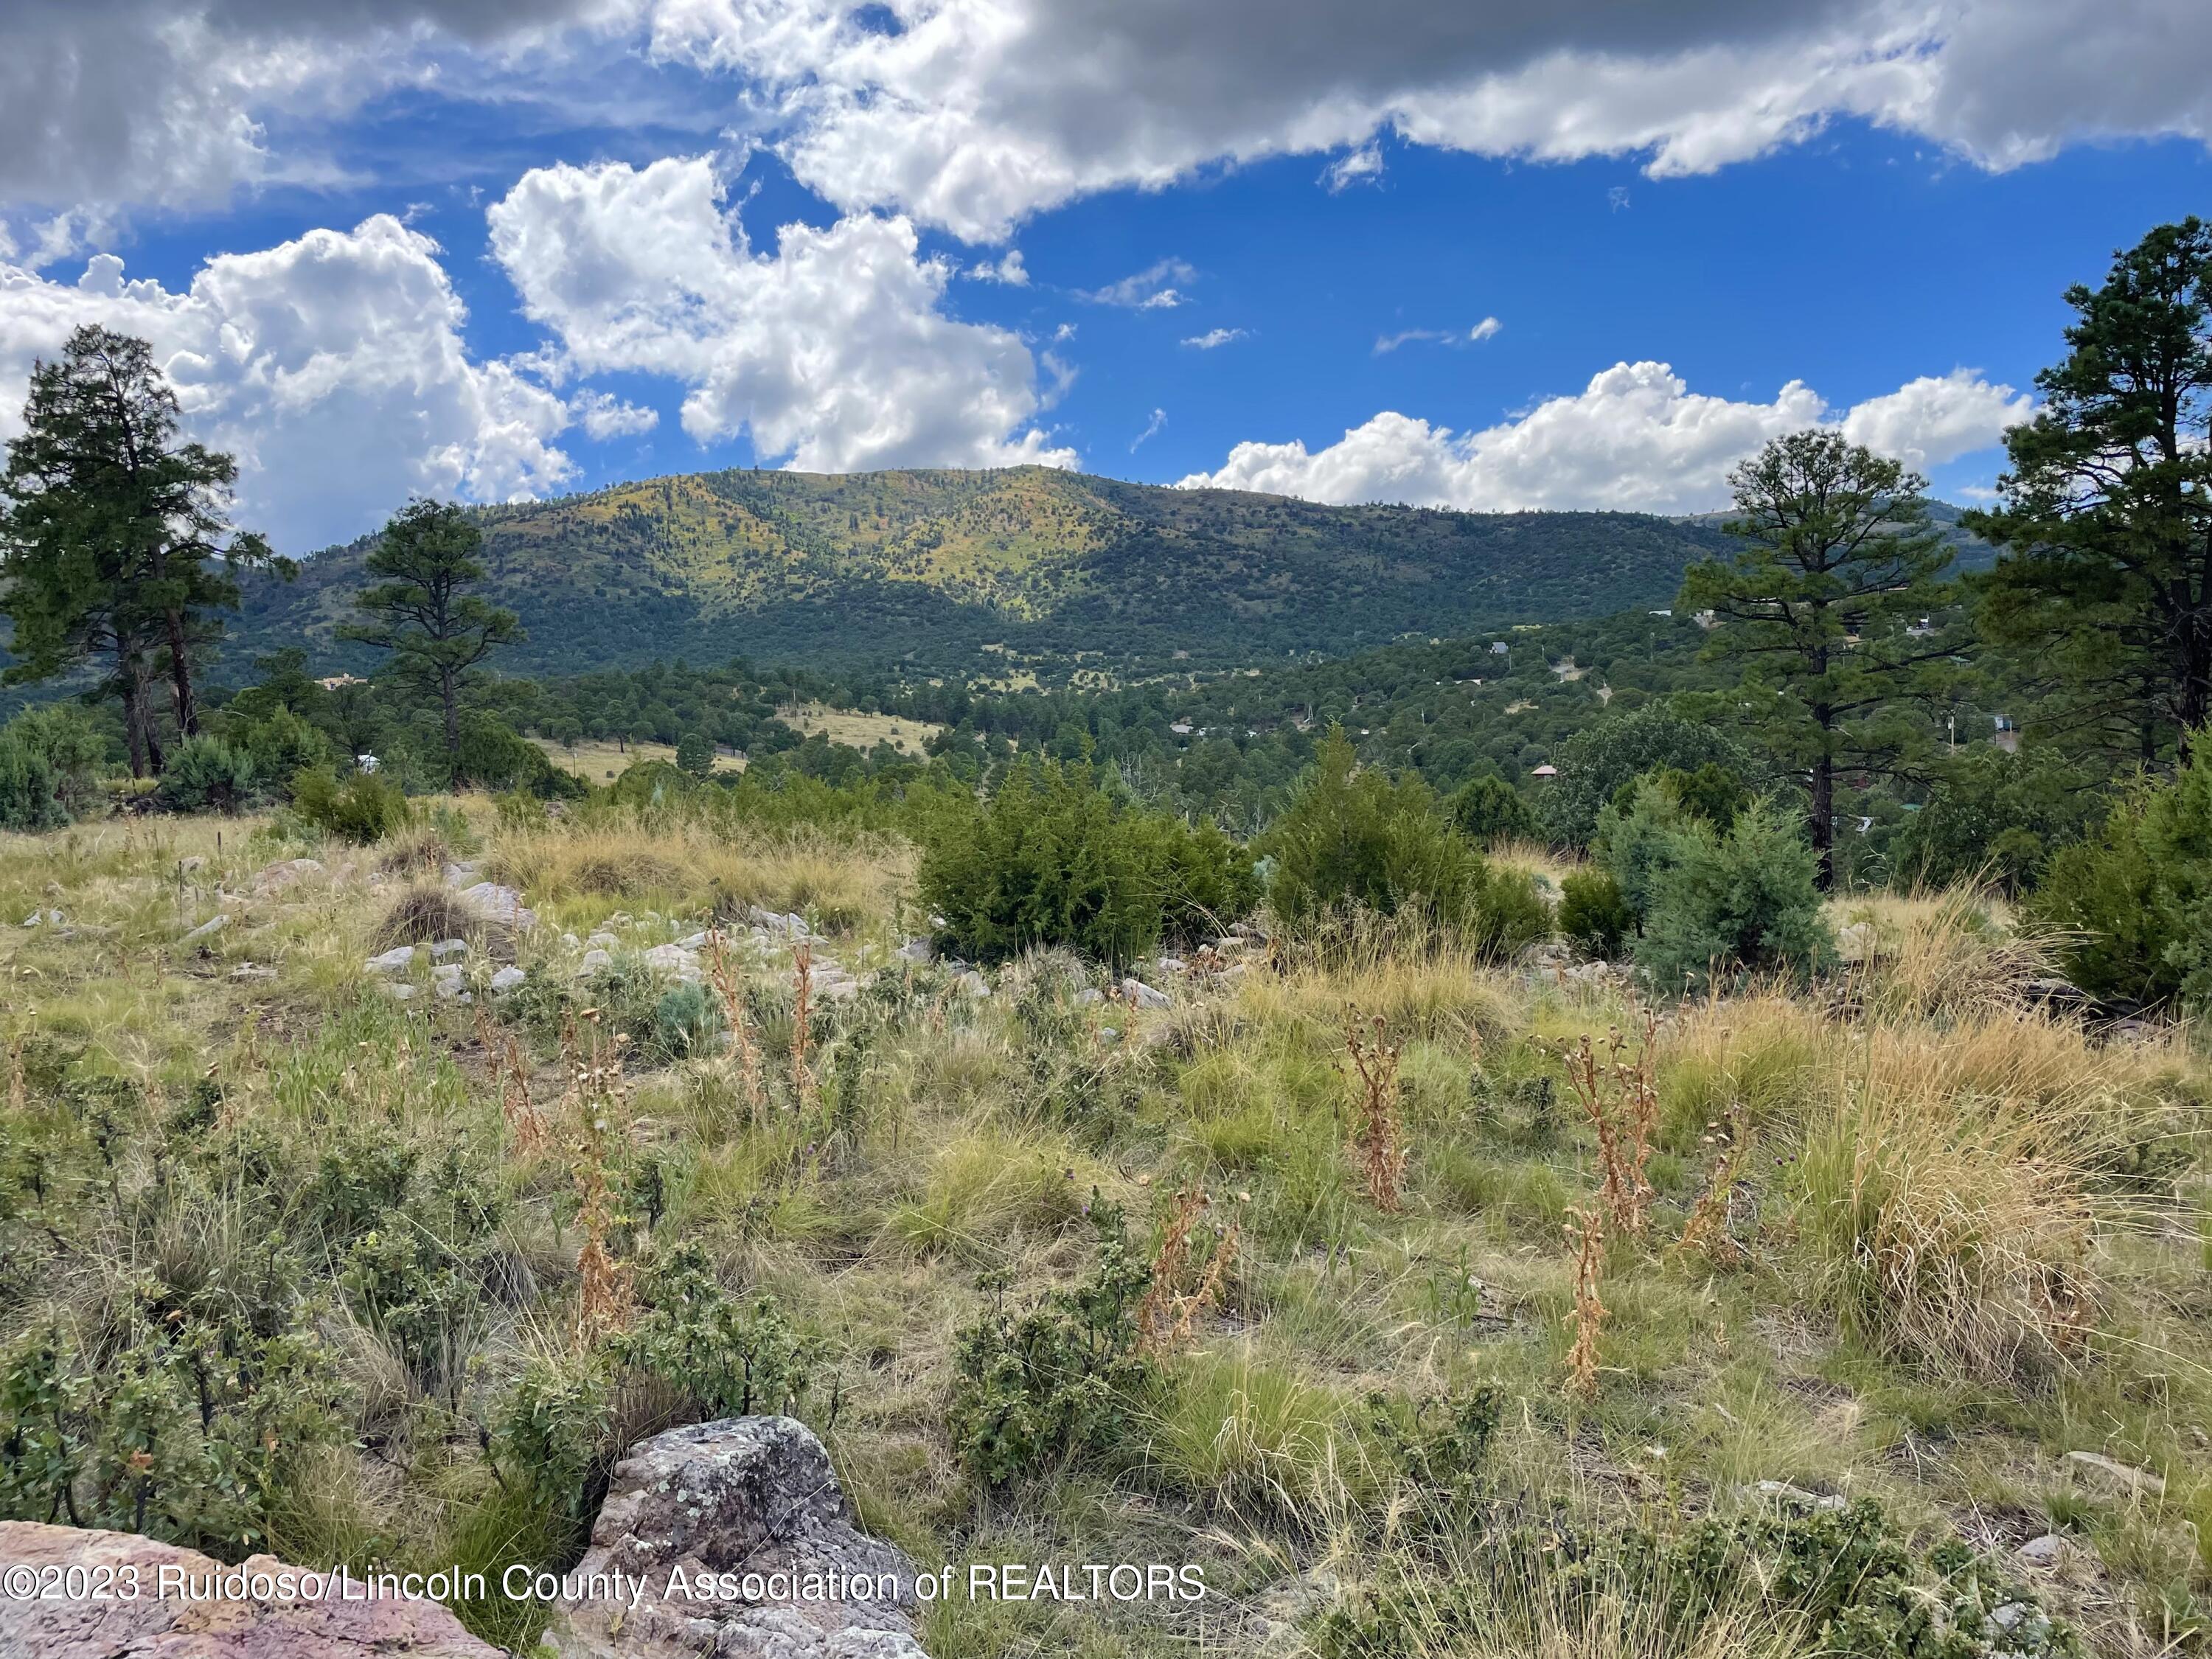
[164,608,198,737]
[1809,754,1834,892]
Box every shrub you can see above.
[1557,869,1634,958]
[293,765,409,844]
[947,1200,1155,1486]
[1446,774,1535,846]
[612,1240,820,1420]
[1627,798,1834,992]
[1891,748,2101,894]
[920,757,1257,967]
[2025,744,2212,1008]
[235,709,332,793]
[1541,705,1756,848]
[0,734,66,832]
[1262,729,1546,954]
[0,704,111,820]
[156,737,258,813]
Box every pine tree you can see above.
[1968,218,2212,765]
[1677,430,1958,888]
[0,326,285,775]
[341,499,521,776]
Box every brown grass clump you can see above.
[371,882,505,953]
[375,821,453,877]
[1565,1012,1659,1239]
[1838,887,2067,1023]
[473,1004,548,1153]
[1343,1009,1406,1211]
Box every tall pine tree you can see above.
[1968,218,2212,765]
[341,498,521,776]
[0,327,285,775]
[1678,430,1958,888]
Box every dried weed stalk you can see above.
[1565,1010,1660,1239]
[1137,1186,1241,1354]
[1343,1008,1406,1211]
[791,940,817,1112]
[1563,1206,1607,1402]
[706,928,767,1121]
[561,1009,633,1344]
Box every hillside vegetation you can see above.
[1,799,2205,1659]
[229,467,1747,680]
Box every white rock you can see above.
[251,858,324,893]
[675,931,709,950]
[1835,920,1879,964]
[2065,1450,2164,1495]
[956,970,991,998]
[561,931,581,949]
[365,945,417,975]
[644,943,703,982]
[385,983,417,1001]
[896,937,936,964]
[489,965,526,993]
[1751,1480,1846,1512]
[428,938,468,961]
[1073,987,1104,1006]
[1121,977,1171,1010]
[586,931,620,950]
[2014,1534,2071,1568]
[580,948,612,975]
[442,861,479,888]
[183,914,230,943]
[457,881,536,931]
[1157,955,1188,975]
[229,964,277,981]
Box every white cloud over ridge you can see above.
[0,216,573,552]
[1177,361,2029,511]
[644,0,2212,242]
[484,155,1076,473]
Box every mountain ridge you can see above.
[230,465,1978,683]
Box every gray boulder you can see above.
[365,945,417,975]
[489,965,527,993]
[550,1416,927,1659]
[456,880,537,932]
[1120,977,1171,1010]
[183,913,230,944]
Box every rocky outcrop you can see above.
[0,1520,498,1658]
[550,1416,928,1659]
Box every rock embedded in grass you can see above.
[182,912,229,942]
[549,1416,927,1659]
[365,945,417,974]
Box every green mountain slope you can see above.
[232,466,1751,680]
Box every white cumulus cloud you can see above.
[1176,359,2028,510]
[641,0,2212,242]
[570,387,661,439]
[484,155,1075,472]
[1181,328,1248,349]
[0,215,573,552]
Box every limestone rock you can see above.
[251,858,324,894]
[550,1416,927,1659]
[580,947,613,975]
[896,937,935,965]
[429,937,469,961]
[644,942,704,983]
[366,945,417,975]
[456,881,536,932]
[0,1519,498,1658]
[1750,1479,1846,1513]
[490,965,527,993]
[1834,920,1879,964]
[182,913,230,944]
[1120,977,1170,1010]
[2065,1450,2163,1495]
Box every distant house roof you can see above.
[1531,765,1558,778]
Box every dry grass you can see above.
[371,882,506,952]
[484,821,908,928]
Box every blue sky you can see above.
[3,1,2210,551]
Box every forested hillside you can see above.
[229,467,1745,680]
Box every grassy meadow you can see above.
[1,803,2208,1657]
